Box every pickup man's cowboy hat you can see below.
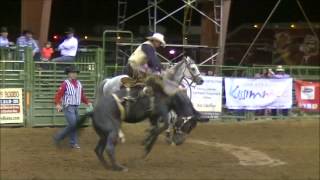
[146,33,166,46]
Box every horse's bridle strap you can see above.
[112,94,126,121]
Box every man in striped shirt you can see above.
[54,66,92,149]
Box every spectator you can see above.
[53,66,92,149]
[254,69,270,118]
[208,70,214,76]
[41,41,54,61]
[17,30,40,61]
[254,69,269,78]
[0,27,9,47]
[16,30,40,59]
[52,27,78,62]
[269,65,290,117]
[268,65,290,78]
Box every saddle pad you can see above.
[120,77,145,88]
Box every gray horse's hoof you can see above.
[142,152,150,159]
[113,164,128,172]
[172,133,186,145]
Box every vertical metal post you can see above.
[217,0,223,70]
[25,48,33,127]
[117,0,128,30]
[95,49,101,86]
[53,62,57,125]
[0,53,4,88]
[153,0,157,33]
[215,0,231,73]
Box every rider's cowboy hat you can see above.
[65,27,75,34]
[275,65,285,72]
[64,66,80,74]
[0,27,8,33]
[146,33,166,46]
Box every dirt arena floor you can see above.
[1,119,319,180]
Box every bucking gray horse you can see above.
[96,56,203,144]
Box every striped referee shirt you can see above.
[54,79,90,106]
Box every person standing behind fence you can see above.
[53,66,92,149]
[16,30,39,59]
[41,41,54,61]
[269,65,290,117]
[0,27,9,47]
[52,27,78,62]
[254,69,270,118]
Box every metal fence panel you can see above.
[1,48,103,127]
[30,62,97,127]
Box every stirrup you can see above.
[123,96,136,102]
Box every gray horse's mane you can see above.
[164,59,185,81]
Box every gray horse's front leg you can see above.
[165,111,177,145]
[142,116,159,145]
[144,116,169,156]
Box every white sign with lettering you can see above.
[0,88,24,124]
[185,76,223,118]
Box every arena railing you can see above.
[1,46,319,127]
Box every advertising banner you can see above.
[0,88,24,124]
[225,78,293,110]
[185,76,223,118]
[295,80,320,111]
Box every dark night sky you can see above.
[1,0,319,37]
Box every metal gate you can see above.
[29,50,103,127]
[1,48,104,127]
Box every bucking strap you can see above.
[111,94,126,121]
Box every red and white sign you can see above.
[295,80,320,112]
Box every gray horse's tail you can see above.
[76,111,93,129]
[95,79,108,105]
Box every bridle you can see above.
[177,57,201,100]
[178,57,201,86]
